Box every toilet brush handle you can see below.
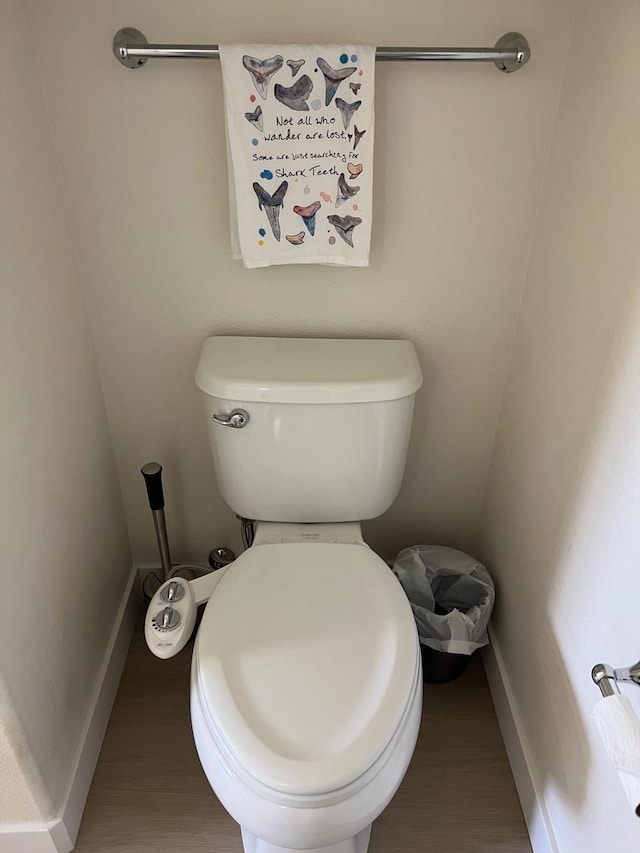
[141,462,172,581]
[141,462,165,510]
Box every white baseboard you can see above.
[0,566,141,853]
[59,565,141,845]
[0,823,61,853]
[482,627,558,853]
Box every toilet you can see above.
[191,336,423,853]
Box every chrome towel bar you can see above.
[592,660,640,698]
[113,29,531,74]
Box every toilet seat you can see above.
[193,542,419,798]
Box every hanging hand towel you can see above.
[219,44,375,268]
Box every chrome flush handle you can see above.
[212,408,250,429]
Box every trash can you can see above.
[392,545,495,683]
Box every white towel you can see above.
[592,694,640,815]
[219,44,375,268]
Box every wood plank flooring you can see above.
[73,616,531,853]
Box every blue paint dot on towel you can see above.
[311,99,322,111]
[339,53,349,64]
[258,228,266,236]
[260,169,273,180]
[351,54,358,63]
[251,138,259,146]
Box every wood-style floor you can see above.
[73,615,532,853]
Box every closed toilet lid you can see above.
[194,543,419,796]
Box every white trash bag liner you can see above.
[393,545,495,655]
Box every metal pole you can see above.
[141,462,173,582]
[113,29,530,74]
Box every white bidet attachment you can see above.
[145,569,228,658]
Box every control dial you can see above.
[160,580,185,603]
[155,606,181,630]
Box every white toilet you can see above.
[191,336,423,853]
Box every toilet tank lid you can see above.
[195,337,423,404]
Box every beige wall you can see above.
[15,0,639,846]
[0,680,45,823]
[28,0,575,564]
[481,1,640,849]
[0,0,131,826]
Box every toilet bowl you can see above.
[190,538,422,852]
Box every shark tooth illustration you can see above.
[293,200,322,235]
[335,98,361,131]
[316,57,357,106]
[244,105,263,133]
[242,54,283,99]
[274,74,313,111]
[253,181,288,241]
[286,58,305,77]
[336,173,360,208]
[353,125,366,150]
[347,162,363,179]
[349,82,362,95]
[327,214,362,247]
[286,231,306,245]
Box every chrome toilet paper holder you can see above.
[592,660,640,698]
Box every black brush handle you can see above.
[141,462,165,511]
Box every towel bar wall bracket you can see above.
[112,28,531,73]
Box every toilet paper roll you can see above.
[618,770,640,817]
[592,694,640,815]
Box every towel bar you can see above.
[113,29,530,74]
[592,660,640,698]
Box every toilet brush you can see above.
[140,462,237,608]
[141,462,172,583]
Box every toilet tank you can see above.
[195,337,423,523]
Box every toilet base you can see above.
[241,825,372,853]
